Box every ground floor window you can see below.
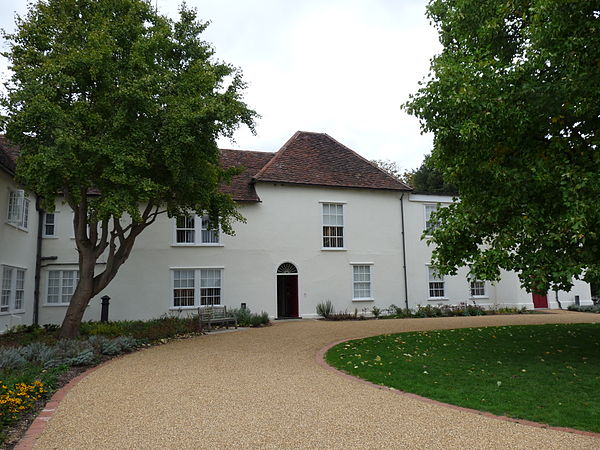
[172,268,222,307]
[470,279,486,297]
[1,266,25,313]
[47,270,79,304]
[428,266,445,299]
[352,265,372,300]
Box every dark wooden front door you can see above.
[277,275,299,318]
[532,293,548,308]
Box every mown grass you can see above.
[325,323,600,432]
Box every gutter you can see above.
[400,193,409,311]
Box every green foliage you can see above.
[326,324,600,432]
[316,300,335,319]
[411,154,457,195]
[568,304,600,313]
[370,159,415,187]
[229,308,270,327]
[1,0,256,337]
[79,316,202,340]
[371,306,381,319]
[404,0,600,293]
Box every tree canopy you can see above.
[2,0,256,336]
[404,0,599,293]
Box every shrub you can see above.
[568,304,600,313]
[19,343,57,366]
[371,306,381,319]
[0,349,26,370]
[316,301,335,319]
[230,308,270,327]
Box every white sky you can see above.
[0,0,441,171]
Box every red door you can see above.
[532,293,548,308]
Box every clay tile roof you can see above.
[219,149,275,202]
[253,131,412,191]
[0,135,19,175]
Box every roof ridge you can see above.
[320,133,412,190]
[253,131,301,180]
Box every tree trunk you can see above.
[59,238,97,338]
[59,288,93,338]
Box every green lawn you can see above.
[325,323,600,432]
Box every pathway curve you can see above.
[33,311,600,449]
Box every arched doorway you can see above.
[277,263,299,319]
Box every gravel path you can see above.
[34,311,600,449]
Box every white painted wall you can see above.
[33,187,593,326]
[39,184,408,323]
[0,170,38,331]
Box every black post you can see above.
[101,295,110,322]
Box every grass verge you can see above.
[325,323,600,433]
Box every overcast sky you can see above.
[0,0,440,171]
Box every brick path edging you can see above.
[14,360,111,450]
[315,337,600,440]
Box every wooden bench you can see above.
[198,306,237,331]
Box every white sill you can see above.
[169,306,222,311]
[352,298,374,302]
[0,310,25,316]
[321,247,347,251]
[171,243,224,247]
[5,222,28,232]
[471,296,489,299]
[427,297,449,301]
[42,236,59,239]
[43,303,70,307]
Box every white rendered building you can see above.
[0,132,592,329]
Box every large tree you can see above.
[2,0,256,337]
[405,0,599,293]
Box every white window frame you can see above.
[427,266,446,300]
[42,212,58,238]
[351,263,374,301]
[469,279,487,298]
[1,266,26,314]
[170,267,224,309]
[424,204,440,235]
[173,215,221,246]
[321,202,345,250]
[6,189,30,231]
[46,270,79,306]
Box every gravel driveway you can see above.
[33,311,600,449]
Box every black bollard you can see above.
[101,295,110,322]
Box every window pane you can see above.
[352,265,371,298]
[201,216,219,243]
[44,213,55,236]
[1,267,11,311]
[176,216,195,243]
[47,271,60,303]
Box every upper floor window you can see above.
[424,204,440,234]
[172,268,222,307]
[1,266,25,313]
[427,266,445,299]
[470,279,486,297]
[352,265,372,300]
[322,203,344,248]
[174,215,220,245]
[7,189,30,230]
[47,270,79,305]
[43,213,57,237]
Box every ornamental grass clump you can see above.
[229,308,270,327]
